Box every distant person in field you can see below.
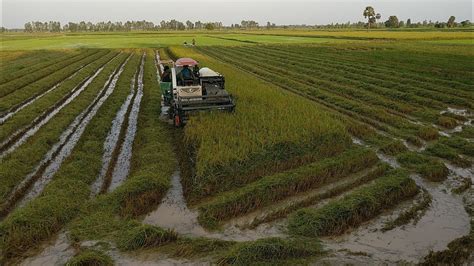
[178,65,195,85]
[161,65,171,82]
[192,38,196,46]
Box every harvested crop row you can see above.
[247,163,391,229]
[1,50,82,85]
[0,51,118,150]
[0,49,101,98]
[0,50,123,208]
[268,45,474,102]
[0,49,110,113]
[68,50,176,245]
[0,50,76,78]
[208,46,424,119]
[167,46,353,202]
[235,45,454,116]
[200,47,417,136]
[197,147,379,229]
[269,43,474,89]
[0,52,138,261]
[288,169,418,237]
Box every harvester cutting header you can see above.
[159,57,235,127]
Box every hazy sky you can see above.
[1,0,473,28]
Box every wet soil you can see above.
[1,56,127,216]
[107,53,145,193]
[0,54,120,158]
[0,63,90,125]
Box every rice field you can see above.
[0,31,473,265]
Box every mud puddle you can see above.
[438,107,473,137]
[19,231,75,266]
[106,53,145,193]
[143,170,285,241]
[1,56,127,216]
[0,55,119,158]
[322,173,470,263]
[0,63,91,125]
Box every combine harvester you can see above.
[159,58,235,127]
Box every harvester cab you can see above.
[159,57,235,127]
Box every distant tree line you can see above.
[13,15,473,33]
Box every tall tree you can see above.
[447,16,456,28]
[385,16,400,28]
[363,6,381,29]
[406,18,412,27]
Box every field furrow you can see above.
[0,49,110,113]
[0,51,125,213]
[0,50,83,85]
[0,49,102,98]
[0,52,120,157]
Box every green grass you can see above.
[396,152,449,181]
[197,148,378,229]
[66,249,113,266]
[288,169,418,237]
[424,142,471,167]
[379,140,408,156]
[117,224,178,251]
[217,237,323,265]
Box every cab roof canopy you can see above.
[175,58,198,67]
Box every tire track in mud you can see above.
[0,54,131,218]
[94,53,145,194]
[0,54,120,158]
[0,59,96,125]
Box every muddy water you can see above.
[438,107,474,137]
[19,232,75,266]
[322,174,470,263]
[0,56,117,159]
[16,58,128,207]
[0,63,89,125]
[107,54,145,192]
[90,56,134,196]
[143,170,285,242]
[0,58,125,218]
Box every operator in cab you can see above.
[178,65,195,85]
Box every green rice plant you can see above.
[424,142,471,167]
[167,237,236,258]
[0,49,110,113]
[417,126,439,141]
[288,169,418,237]
[216,237,323,265]
[117,224,178,251]
[437,116,458,129]
[248,163,391,228]
[66,249,113,266]
[168,46,353,201]
[396,152,449,181]
[1,50,81,85]
[0,49,101,98]
[0,51,122,207]
[201,46,418,135]
[379,140,408,156]
[438,136,474,157]
[0,50,116,143]
[406,135,423,147]
[0,52,132,261]
[68,50,175,244]
[453,125,474,139]
[197,148,379,229]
